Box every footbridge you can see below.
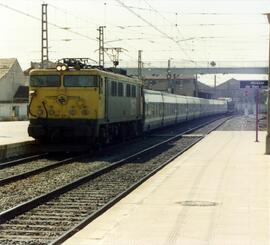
[125,67,268,76]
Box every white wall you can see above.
[0,60,26,102]
[0,103,28,120]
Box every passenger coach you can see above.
[143,89,227,131]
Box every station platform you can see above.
[0,121,33,145]
[63,130,269,245]
[0,121,35,159]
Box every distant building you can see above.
[0,58,26,102]
[143,75,214,98]
[215,78,267,113]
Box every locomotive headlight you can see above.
[56,65,62,71]
[56,64,68,71]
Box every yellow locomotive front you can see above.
[28,65,104,143]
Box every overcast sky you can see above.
[0,0,269,85]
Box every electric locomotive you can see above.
[28,58,143,143]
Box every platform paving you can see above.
[63,130,270,245]
[0,121,33,145]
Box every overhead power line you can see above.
[112,2,263,15]
[115,0,194,63]
[0,3,97,42]
[143,0,172,26]
[48,3,98,27]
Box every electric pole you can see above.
[194,74,198,97]
[214,74,217,98]
[167,59,172,93]
[41,4,49,68]
[138,50,142,79]
[98,26,105,67]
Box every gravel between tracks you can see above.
[0,157,66,180]
[0,161,107,212]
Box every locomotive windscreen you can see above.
[30,75,60,87]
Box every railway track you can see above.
[0,116,230,245]
[0,153,48,169]
[0,156,80,185]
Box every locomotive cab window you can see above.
[64,75,98,87]
[30,75,60,87]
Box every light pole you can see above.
[265,13,270,154]
[167,58,173,93]
[210,61,216,98]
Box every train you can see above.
[28,58,228,144]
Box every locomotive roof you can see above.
[30,68,142,84]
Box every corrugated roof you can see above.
[0,58,17,80]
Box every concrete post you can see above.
[265,14,270,154]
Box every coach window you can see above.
[118,82,123,96]
[111,81,117,96]
[126,84,131,97]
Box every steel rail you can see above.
[0,153,49,169]
[0,116,230,226]
[0,156,79,186]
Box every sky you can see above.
[0,0,269,85]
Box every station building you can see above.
[0,58,28,120]
[143,75,214,98]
